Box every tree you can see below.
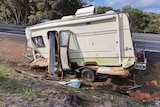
[0,0,30,24]
[0,0,88,25]
[97,6,113,14]
[28,0,85,24]
[0,0,13,23]
[122,5,150,33]
[144,13,160,34]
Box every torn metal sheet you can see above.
[58,79,82,88]
[128,84,143,90]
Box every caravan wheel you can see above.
[81,68,95,82]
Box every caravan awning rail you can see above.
[30,14,116,30]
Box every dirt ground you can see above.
[0,38,160,107]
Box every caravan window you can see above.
[59,31,70,46]
[32,36,45,48]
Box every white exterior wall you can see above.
[69,19,118,58]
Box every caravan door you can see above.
[59,30,71,70]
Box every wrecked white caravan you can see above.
[25,6,147,81]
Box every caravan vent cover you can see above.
[75,6,96,17]
[61,15,75,20]
[105,10,116,15]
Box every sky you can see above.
[92,0,160,14]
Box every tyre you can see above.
[81,68,95,82]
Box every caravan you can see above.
[25,6,147,81]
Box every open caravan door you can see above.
[59,30,71,71]
[48,30,71,76]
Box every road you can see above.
[132,33,160,52]
[0,24,26,41]
[132,33,160,61]
[0,24,160,61]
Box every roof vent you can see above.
[61,15,75,20]
[75,6,96,17]
[105,10,116,15]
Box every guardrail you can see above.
[0,24,26,41]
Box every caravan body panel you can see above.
[26,12,135,69]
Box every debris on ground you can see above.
[58,79,82,88]
[152,93,160,100]
[0,38,160,107]
[128,90,160,101]
[15,68,42,78]
[128,90,154,101]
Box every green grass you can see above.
[0,66,37,98]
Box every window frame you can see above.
[32,36,45,48]
[59,30,71,47]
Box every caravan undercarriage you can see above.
[29,56,131,82]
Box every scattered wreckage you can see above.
[25,6,147,82]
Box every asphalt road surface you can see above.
[0,24,160,61]
[0,24,26,41]
[132,33,160,52]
